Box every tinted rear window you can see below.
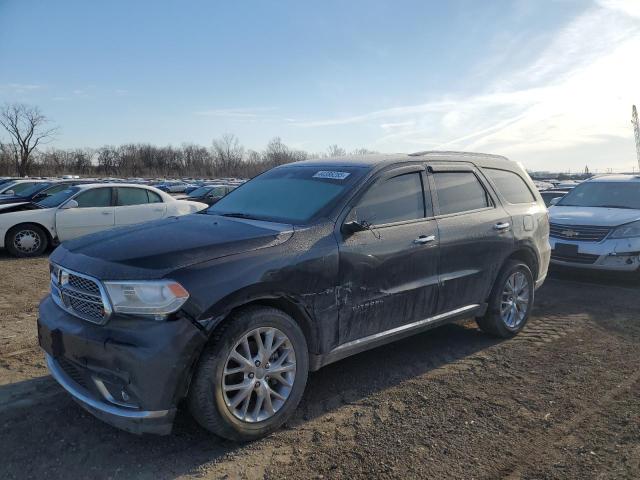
[434,172,491,215]
[484,168,535,204]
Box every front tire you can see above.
[188,306,309,441]
[6,224,49,258]
[476,260,534,338]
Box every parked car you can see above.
[155,181,191,193]
[0,179,49,196]
[539,189,569,207]
[186,184,236,205]
[0,180,95,206]
[548,174,640,272]
[0,184,207,257]
[38,152,549,440]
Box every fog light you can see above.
[121,390,130,402]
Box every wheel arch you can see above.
[203,293,318,355]
[5,221,55,249]
[506,245,540,281]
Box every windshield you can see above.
[207,166,366,223]
[557,182,640,209]
[36,186,81,208]
[1,181,38,195]
[189,186,215,197]
[15,182,52,198]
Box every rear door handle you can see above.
[101,211,112,215]
[413,235,436,244]
[494,222,511,231]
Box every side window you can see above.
[147,190,163,203]
[354,172,425,225]
[117,188,150,206]
[484,168,535,204]
[434,172,491,215]
[75,188,112,208]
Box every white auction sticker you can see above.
[312,171,351,180]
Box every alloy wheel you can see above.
[500,271,530,328]
[222,327,296,423]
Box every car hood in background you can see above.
[549,206,640,227]
[51,213,294,280]
[0,202,38,213]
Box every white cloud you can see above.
[292,0,640,171]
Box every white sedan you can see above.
[0,183,207,257]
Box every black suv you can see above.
[38,152,550,440]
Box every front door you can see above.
[337,166,440,344]
[56,187,115,241]
[429,164,514,313]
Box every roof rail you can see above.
[408,150,508,160]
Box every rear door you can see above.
[429,163,514,314]
[55,187,115,241]
[337,165,440,344]
[114,187,167,225]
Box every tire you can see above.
[476,260,534,338]
[188,306,309,441]
[6,224,49,258]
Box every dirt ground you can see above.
[1,251,639,480]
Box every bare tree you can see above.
[327,144,346,157]
[0,103,58,176]
[212,134,244,175]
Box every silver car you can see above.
[549,175,640,272]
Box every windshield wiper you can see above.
[593,205,635,209]
[220,212,262,220]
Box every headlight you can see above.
[609,220,640,239]
[104,280,189,319]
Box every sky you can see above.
[1,0,639,172]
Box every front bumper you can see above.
[38,295,207,435]
[550,237,640,272]
[45,353,175,434]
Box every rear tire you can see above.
[476,260,534,338]
[188,306,309,441]
[6,224,49,258]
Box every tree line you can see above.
[0,103,375,178]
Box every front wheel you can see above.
[6,224,49,258]
[476,260,534,338]
[188,306,309,441]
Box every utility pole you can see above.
[632,105,640,171]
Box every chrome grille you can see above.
[50,264,110,324]
[68,274,100,295]
[549,223,611,242]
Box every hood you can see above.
[0,202,39,213]
[50,213,294,280]
[0,195,28,205]
[549,206,640,227]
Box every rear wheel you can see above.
[476,260,534,338]
[188,306,308,441]
[6,224,49,258]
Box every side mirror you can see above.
[60,199,79,210]
[3,190,15,196]
[549,197,561,206]
[342,220,367,235]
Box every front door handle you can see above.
[494,222,511,231]
[101,211,112,215]
[413,235,436,244]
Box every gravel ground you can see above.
[0,251,639,479]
